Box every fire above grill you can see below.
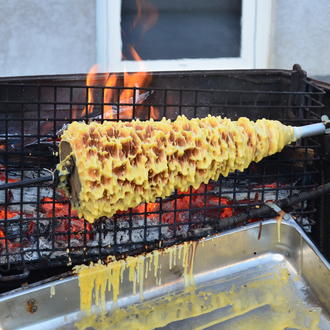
[0,65,328,283]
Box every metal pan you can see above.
[0,217,329,329]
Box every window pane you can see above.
[121,0,242,60]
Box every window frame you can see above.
[96,0,273,72]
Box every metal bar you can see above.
[0,175,53,190]
[216,182,330,231]
[0,100,325,109]
[0,83,324,94]
[293,123,326,139]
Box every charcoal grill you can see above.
[0,65,329,287]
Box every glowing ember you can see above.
[0,228,22,251]
[121,184,235,226]
[0,207,24,251]
[0,162,306,260]
[0,165,19,183]
[40,197,92,241]
[0,208,20,219]
[133,202,159,216]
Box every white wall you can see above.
[1,0,330,77]
[271,0,330,76]
[0,0,96,77]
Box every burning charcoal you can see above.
[293,215,314,234]
[57,238,82,248]
[131,228,144,243]
[0,189,12,206]
[94,217,114,234]
[188,225,214,238]
[39,196,93,245]
[0,216,29,241]
[90,216,175,248]
[0,255,7,264]
[146,226,160,241]
[49,218,92,248]
[117,220,130,229]
[93,232,114,247]
[131,215,149,228]
[187,213,209,224]
[8,186,53,214]
[22,246,39,262]
[36,237,67,259]
[0,168,20,204]
[23,220,50,246]
[116,230,129,244]
[0,169,54,214]
[90,219,114,247]
[33,220,51,238]
[49,250,70,259]
[175,225,189,238]
[299,217,312,233]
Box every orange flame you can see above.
[84,50,156,121]
[120,47,151,102]
[72,105,79,120]
[102,47,155,120]
[115,47,151,119]
[103,73,118,119]
[150,106,159,120]
[81,0,160,121]
[81,64,99,117]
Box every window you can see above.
[96,0,272,72]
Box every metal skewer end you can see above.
[293,115,330,139]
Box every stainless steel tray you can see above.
[0,217,329,329]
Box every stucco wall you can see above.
[271,0,330,76]
[1,1,330,77]
[0,0,96,77]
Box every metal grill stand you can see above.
[0,65,327,285]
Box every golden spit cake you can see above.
[57,115,295,223]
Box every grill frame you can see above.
[0,66,327,279]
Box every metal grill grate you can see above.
[0,68,326,276]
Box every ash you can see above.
[218,179,297,201]
[90,216,189,253]
[0,169,53,213]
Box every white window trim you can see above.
[96,0,273,72]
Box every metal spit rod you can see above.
[217,182,330,230]
[0,175,54,190]
[293,115,330,139]
[189,182,330,237]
